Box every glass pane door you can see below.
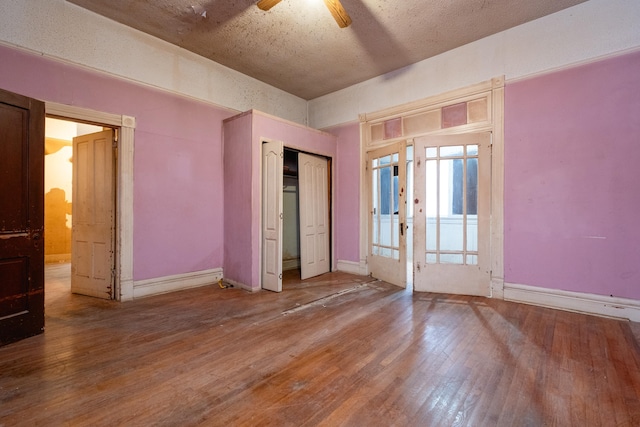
[367,142,407,288]
[413,133,491,296]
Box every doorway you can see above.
[413,132,492,296]
[45,117,117,300]
[44,102,136,302]
[261,142,332,292]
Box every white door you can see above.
[262,141,283,292]
[413,133,491,296]
[298,153,330,280]
[71,129,115,299]
[367,141,407,287]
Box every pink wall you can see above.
[222,112,255,288]
[504,50,640,300]
[0,44,235,281]
[326,122,361,264]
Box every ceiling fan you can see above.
[257,0,352,28]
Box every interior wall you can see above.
[222,112,254,288]
[325,122,361,267]
[504,50,640,300]
[0,43,234,282]
[0,0,307,125]
[309,0,640,129]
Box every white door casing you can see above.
[71,129,115,299]
[367,141,407,288]
[262,140,284,292]
[298,152,330,280]
[413,132,491,296]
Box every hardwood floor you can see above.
[1,264,639,426]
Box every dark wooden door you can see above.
[0,88,45,346]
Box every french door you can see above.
[367,141,407,287]
[413,133,491,296]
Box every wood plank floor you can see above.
[1,264,639,426]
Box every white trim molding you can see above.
[337,260,368,276]
[504,282,640,322]
[223,277,256,293]
[133,268,224,299]
[45,102,135,302]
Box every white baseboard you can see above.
[336,260,368,276]
[504,282,640,322]
[133,268,223,298]
[222,277,256,292]
[491,277,504,299]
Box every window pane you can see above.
[392,213,399,247]
[440,254,463,264]
[380,166,391,215]
[426,253,437,264]
[372,169,379,244]
[406,147,414,218]
[466,158,478,215]
[440,145,464,157]
[425,160,438,217]
[425,159,437,251]
[467,215,478,251]
[466,254,478,265]
[426,147,437,158]
[466,145,478,156]
[440,159,463,251]
[426,217,437,251]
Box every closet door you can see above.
[298,153,330,280]
[262,141,283,292]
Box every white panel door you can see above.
[262,141,283,292]
[413,133,491,296]
[298,153,330,280]
[367,141,407,288]
[71,129,115,299]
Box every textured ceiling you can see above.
[66,0,588,100]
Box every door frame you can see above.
[359,78,505,297]
[259,140,334,289]
[46,102,136,301]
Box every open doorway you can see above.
[44,117,116,300]
[261,142,332,292]
[283,147,332,288]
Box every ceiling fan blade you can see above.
[323,0,352,28]
[257,0,283,11]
